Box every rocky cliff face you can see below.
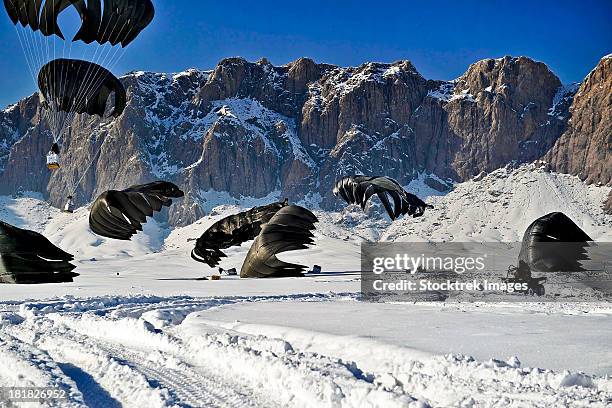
[544,55,611,187]
[0,54,609,224]
[411,56,572,181]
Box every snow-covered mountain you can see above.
[0,55,610,226]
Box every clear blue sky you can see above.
[1,0,610,107]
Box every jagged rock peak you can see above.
[454,55,562,109]
[285,57,330,94]
[544,54,611,186]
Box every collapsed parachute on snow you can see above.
[89,181,184,240]
[0,221,78,284]
[519,212,593,273]
[333,176,433,220]
[191,199,289,267]
[38,58,126,117]
[4,0,154,46]
[240,205,318,278]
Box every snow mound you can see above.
[0,193,167,260]
[383,164,612,242]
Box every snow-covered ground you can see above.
[1,166,611,407]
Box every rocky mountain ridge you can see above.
[0,54,610,224]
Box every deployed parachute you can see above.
[191,200,289,267]
[0,221,78,284]
[519,212,593,272]
[4,0,155,46]
[38,58,126,118]
[333,176,433,220]
[240,205,318,278]
[89,181,184,240]
[4,0,154,180]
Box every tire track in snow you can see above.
[0,331,87,408]
[5,317,273,408]
[10,328,179,408]
[44,312,413,407]
[108,348,264,408]
[57,363,122,408]
[2,293,378,408]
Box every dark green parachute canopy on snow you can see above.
[3,0,154,46]
[240,205,318,278]
[333,175,433,220]
[519,212,593,273]
[191,199,289,268]
[38,58,126,117]
[89,181,184,240]
[0,220,78,284]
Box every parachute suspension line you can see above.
[85,19,134,99]
[62,6,129,196]
[61,37,134,198]
[18,28,37,78]
[53,38,69,143]
[45,0,67,142]
[45,5,112,144]
[67,13,132,115]
[61,27,134,195]
[22,0,59,141]
[70,11,124,101]
[59,11,124,122]
[57,17,132,143]
[33,19,46,69]
[51,33,78,144]
[11,14,57,144]
[40,16,127,148]
[68,45,128,127]
[12,26,37,85]
[15,23,59,144]
[10,2,39,77]
[51,1,60,141]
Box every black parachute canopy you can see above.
[4,0,154,46]
[333,175,433,220]
[519,212,593,273]
[0,220,78,284]
[89,181,184,240]
[38,58,126,117]
[240,205,318,278]
[191,199,289,268]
